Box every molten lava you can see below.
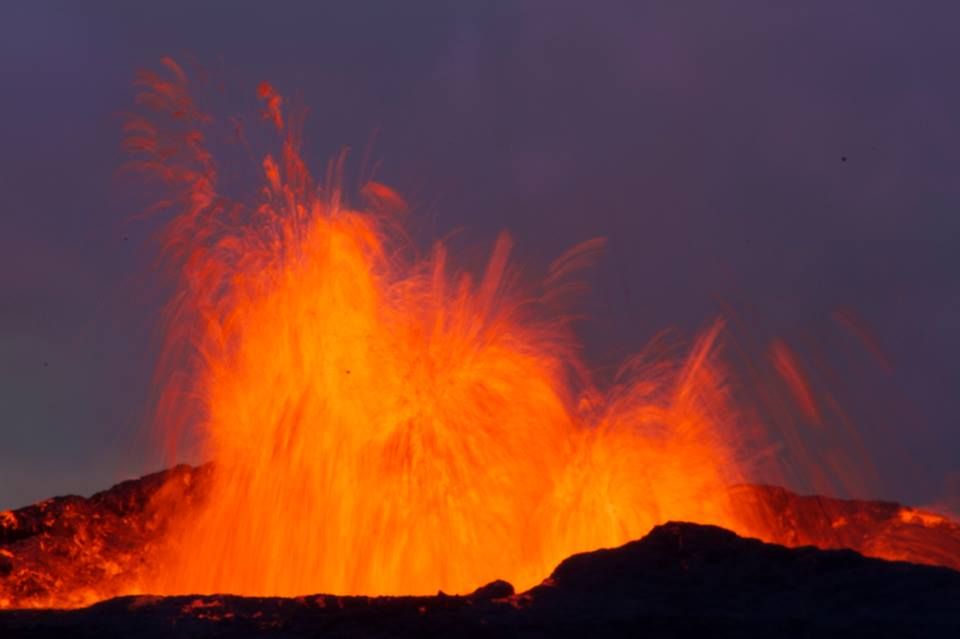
[3,60,957,610]
[132,59,752,597]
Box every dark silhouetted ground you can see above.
[2,521,959,637]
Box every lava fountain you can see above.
[131,59,754,597]
[4,59,959,612]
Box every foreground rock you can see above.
[2,465,960,611]
[1,521,958,637]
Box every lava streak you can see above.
[134,59,752,598]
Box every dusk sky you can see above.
[2,1,959,510]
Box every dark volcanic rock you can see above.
[0,465,212,607]
[5,465,959,609]
[1,522,958,638]
[470,579,513,600]
[535,522,960,635]
[3,467,960,634]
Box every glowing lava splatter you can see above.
[4,60,960,611]
[130,59,752,597]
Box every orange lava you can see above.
[133,59,755,597]
[6,60,960,612]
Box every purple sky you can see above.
[2,1,959,510]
